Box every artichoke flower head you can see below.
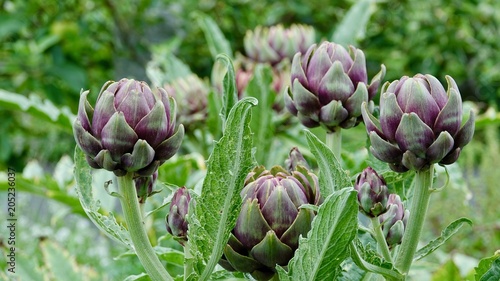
[361,74,475,172]
[73,78,184,176]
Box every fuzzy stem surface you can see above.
[117,173,173,281]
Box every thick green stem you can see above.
[394,165,434,276]
[183,242,193,281]
[117,173,173,281]
[371,217,393,263]
[326,130,342,161]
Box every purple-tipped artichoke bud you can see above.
[165,187,191,245]
[244,24,316,65]
[163,74,209,129]
[361,74,475,172]
[220,165,321,280]
[73,78,185,177]
[285,147,310,172]
[354,167,389,217]
[285,41,386,132]
[379,194,409,247]
[135,171,158,203]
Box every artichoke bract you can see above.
[354,167,389,217]
[244,24,315,65]
[220,165,321,280]
[379,194,409,248]
[165,187,191,245]
[73,78,184,177]
[361,74,475,172]
[285,41,386,132]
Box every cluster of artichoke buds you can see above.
[362,74,475,172]
[354,167,389,217]
[73,78,184,177]
[165,187,191,245]
[379,194,409,248]
[354,167,409,247]
[219,155,321,280]
[163,74,209,129]
[285,41,386,132]
[134,171,159,204]
[244,24,316,66]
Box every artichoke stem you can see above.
[370,217,393,263]
[394,165,434,276]
[117,173,173,281]
[326,129,342,161]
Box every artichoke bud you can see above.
[354,167,389,217]
[73,78,185,177]
[220,165,321,280]
[285,147,310,172]
[285,41,386,132]
[379,194,409,248]
[134,171,159,203]
[362,74,475,172]
[165,187,191,245]
[244,24,316,66]
[163,74,209,129]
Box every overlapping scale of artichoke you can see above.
[219,164,321,281]
[285,41,386,132]
[361,74,475,172]
[73,78,184,176]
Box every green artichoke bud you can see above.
[361,74,475,172]
[379,194,408,248]
[134,171,158,204]
[220,165,321,280]
[354,167,389,217]
[165,187,191,245]
[285,41,386,132]
[163,74,208,129]
[244,24,316,65]
[284,147,310,172]
[73,78,184,176]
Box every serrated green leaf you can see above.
[214,54,238,126]
[246,64,275,166]
[195,13,233,60]
[337,258,368,281]
[0,89,75,132]
[475,253,500,281]
[285,188,358,280]
[74,146,133,249]
[207,90,222,138]
[40,241,84,281]
[305,130,352,196]
[349,239,403,280]
[414,217,472,261]
[187,97,257,281]
[331,0,377,45]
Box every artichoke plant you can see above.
[361,74,475,172]
[285,41,386,132]
[379,194,409,248]
[354,167,389,217]
[134,171,158,203]
[73,78,184,177]
[219,165,321,280]
[166,187,191,245]
[244,24,316,65]
[163,74,209,129]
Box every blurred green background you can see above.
[1,0,499,280]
